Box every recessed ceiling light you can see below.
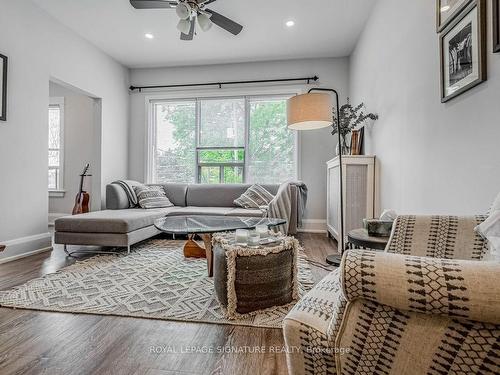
[286,20,295,27]
[144,33,154,39]
[440,5,450,12]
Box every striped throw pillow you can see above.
[234,184,274,209]
[133,185,174,209]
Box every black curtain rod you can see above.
[129,76,319,92]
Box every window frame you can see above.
[196,96,246,184]
[48,97,65,196]
[145,86,304,184]
[197,148,246,184]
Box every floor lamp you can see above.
[287,89,344,266]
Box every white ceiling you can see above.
[32,0,376,69]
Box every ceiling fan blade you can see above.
[205,9,243,35]
[201,0,217,5]
[130,0,176,9]
[180,20,195,40]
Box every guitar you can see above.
[72,164,92,215]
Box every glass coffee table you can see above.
[154,215,286,277]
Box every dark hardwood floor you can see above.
[0,233,338,375]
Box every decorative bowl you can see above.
[363,219,393,237]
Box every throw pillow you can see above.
[477,191,500,260]
[476,211,500,261]
[133,185,174,209]
[488,191,500,215]
[234,184,274,209]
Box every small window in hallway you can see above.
[48,97,64,190]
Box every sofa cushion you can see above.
[158,183,188,207]
[186,184,279,207]
[55,207,178,234]
[283,268,343,375]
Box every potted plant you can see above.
[332,98,378,155]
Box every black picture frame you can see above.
[494,0,500,53]
[0,54,7,121]
[436,0,472,32]
[440,0,486,103]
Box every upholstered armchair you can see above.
[283,215,500,375]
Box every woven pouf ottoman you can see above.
[212,232,300,319]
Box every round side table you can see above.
[347,228,389,251]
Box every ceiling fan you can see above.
[130,0,243,41]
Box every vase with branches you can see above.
[332,98,379,155]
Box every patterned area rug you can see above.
[0,239,315,328]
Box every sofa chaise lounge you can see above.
[54,183,302,253]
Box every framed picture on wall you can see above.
[0,54,7,121]
[436,0,472,32]
[440,0,486,103]
[494,0,500,53]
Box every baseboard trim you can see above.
[0,232,53,264]
[297,229,328,234]
[298,219,327,234]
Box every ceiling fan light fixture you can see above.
[176,2,191,20]
[177,19,192,34]
[130,0,244,40]
[197,13,213,32]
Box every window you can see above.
[48,97,64,191]
[152,100,196,184]
[198,98,245,184]
[248,97,296,184]
[149,94,298,184]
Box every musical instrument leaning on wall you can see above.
[72,163,91,215]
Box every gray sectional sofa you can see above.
[54,183,301,253]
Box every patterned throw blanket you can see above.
[111,180,140,207]
[268,181,308,235]
[294,181,308,229]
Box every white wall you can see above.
[48,82,97,218]
[129,58,350,228]
[0,0,129,261]
[350,0,500,215]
